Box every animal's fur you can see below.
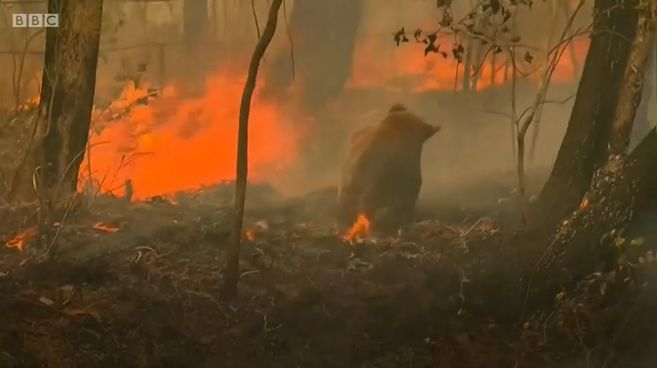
[338,104,440,233]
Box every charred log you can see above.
[532,0,639,228]
[9,0,104,202]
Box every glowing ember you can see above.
[93,222,119,233]
[244,220,268,242]
[84,67,300,200]
[4,226,38,251]
[341,214,371,243]
[245,228,256,241]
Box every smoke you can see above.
[6,0,655,208]
[264,0,588,206]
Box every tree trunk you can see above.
[462,40,473,92]
[534,129,657,295]
[223,0,283,298]
[9,0,104,203]
[262,0,363,109]
[531,0,639,229]
[183,0,209,48]
[529,0,657,306]
[632,44,655,147]
[609,0,657,155]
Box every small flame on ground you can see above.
[341,214,371,243]
[4,226,38,251]
[245,228,256,241]
[245,220,268,242]
[93,222,119,233]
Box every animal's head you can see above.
[386,103,441,142]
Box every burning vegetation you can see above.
[341,213,372,242]
[1,0,657,367]
[85,69,300,200]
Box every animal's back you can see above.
[338,103,440,231]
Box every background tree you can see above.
[532,0,641,228]
[183,0,209,48]
[9,0,104,203]
[262,0,364,110]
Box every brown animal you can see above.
[338,104,440,233]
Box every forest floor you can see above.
[1,182,657,368]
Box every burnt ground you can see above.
[1,183,657,368]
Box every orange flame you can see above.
[84,67,301,200]
[245,228,256,241]
[347,36,589,92]
[4,226,38,251]
[341,214,371,243]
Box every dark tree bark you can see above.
[533,129,657,299]
[9,0,104,202]
[609,0,657,155]
[224,0,283,298]
[528,0,657,307]
[531,0,639,229]
[262,0,363,109]
[631,42,656,145]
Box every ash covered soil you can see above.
[1,183,656,368]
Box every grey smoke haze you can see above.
[1,0,655,204]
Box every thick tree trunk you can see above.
[534,129,657,296]
[223,0,283,298]
[609,0,657,155]
[181,0,215,96]
[531,0,639,228]
[183,0,209,48]
[462,40,473,92]
[630,40,656,148]
[262,0,363,109]
[529,0,657,306]
[9,0,103,203]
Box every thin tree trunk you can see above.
[462,40,473,92]
[490,52,496,86]
[609,0,657,155]
[223,0,283,298]
[9,0,104,203]
[528,0,561,162]
[532,0,639,229]
[470,37,483,90]
[262,0,363,109]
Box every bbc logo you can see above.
[12,14,59,28]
